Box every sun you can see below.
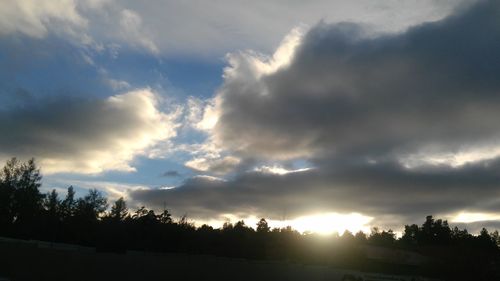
[285,212,373,235]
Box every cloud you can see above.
[3,0,499,231]
[45,177,151,210]
[0,0,471,57]
[162,170,181,177]
[0,88,180,174]
[118,0,469,56]
[212,0,500,162]
[106,78,131,91]
[185,97,219,132]
[132,1,500,229]
[253,165,312,175]
[0,0,87,39]
[0,0,159,54]
[118,9,158,54]
[130,157,500,225]
[185,156,241,175]
[452,221,500,234]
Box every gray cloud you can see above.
[452,221,500,234]
[132,1,500,228]
[215,0,500,161]
[131,158,500,224]
[162,170,181,177]
[0,0,87,39]
[0,0,470,56]
[0,89,179,174]
[126,0,478,56]
[185,155,242,175]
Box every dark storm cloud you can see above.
[131,157,500,222]
[216,0,500,160]
[132,1,500,227]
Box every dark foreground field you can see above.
[0,238,436,281]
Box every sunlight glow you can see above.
[400,144,500,169]
[452,211,500,223]
[197,212,373,235]
[253,165,312,175]
[284,213,373,235]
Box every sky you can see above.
[2,0,500,234]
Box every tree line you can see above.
[0,158,499,280]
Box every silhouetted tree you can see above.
[478,228,496,248]
[491,230,500,247]
[132,206,148,219]
[75,189,108,222]
[60,186,76,220]
[158,209,172,224]
[0,159,16,231]
[44,189,60,217]
[256,218,270,233]
[451,226,471,242]
[401,224,419,245]
[177,214,195,230]
[368,227,395,246]
[341,230,355,243]
[233,220,253,235]
[354,231,367,244]
[0,158,44,237]
[14,158,44,222]
[222,221,233,231]
[132,206,158,224]
[108,197,128,221]
[42,189,62,241]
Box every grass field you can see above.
[0,238,438,281]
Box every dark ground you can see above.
[0,238,436,281]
